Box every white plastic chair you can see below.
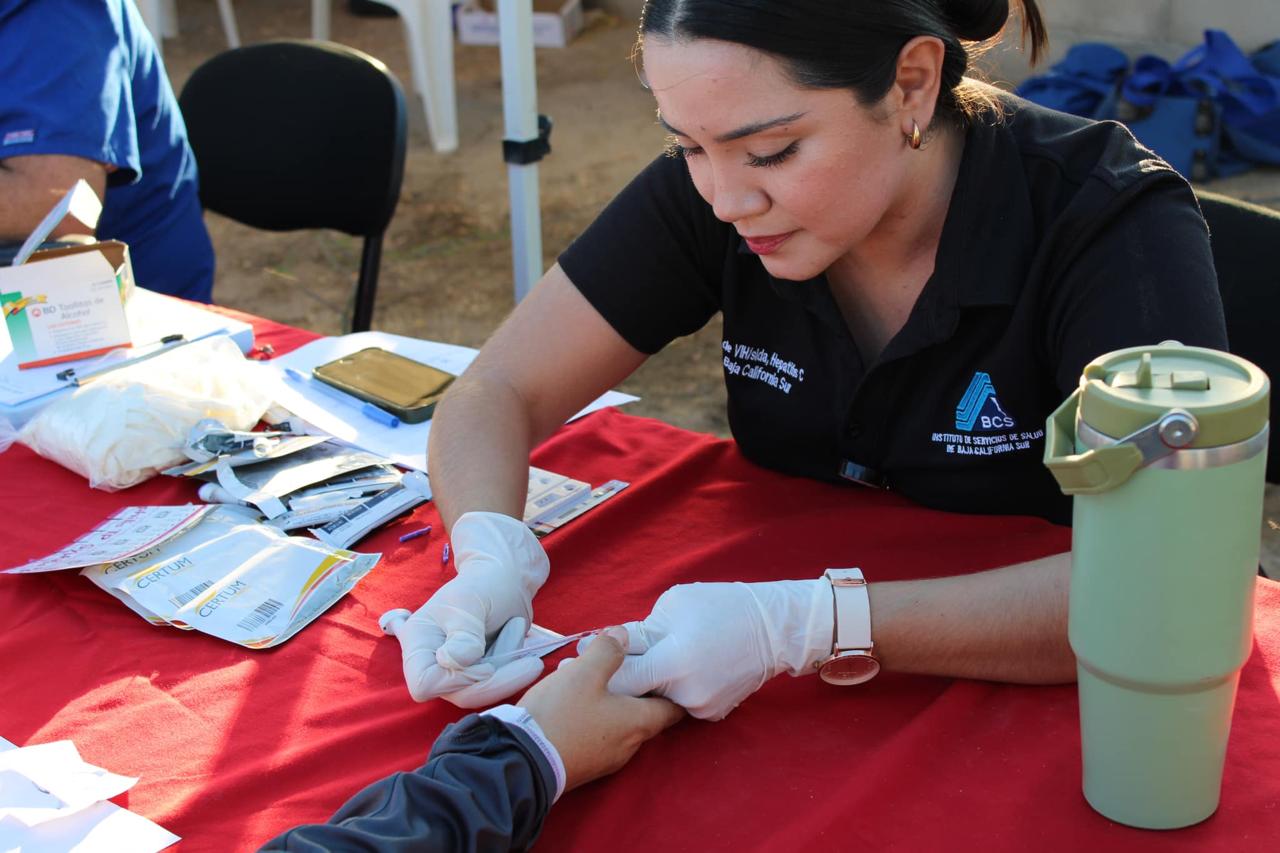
[136,0,457,153]
[136,0,329,50]
[369,0,458,153]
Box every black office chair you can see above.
[179,40,407,332]
[1197,190,1280,483]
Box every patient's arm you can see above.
[0,154,109,239]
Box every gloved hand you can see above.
[380,511,550,707]
[600,580,833,720]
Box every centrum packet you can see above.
[82,505,263,628]
[174,542,378,649]
[81,505,380,649]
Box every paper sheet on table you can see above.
[268,331,638,472]
[0,736,179,853]
[0,741,136,827]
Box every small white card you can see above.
[0,741,137,827]
[1,251,132,369]
[0,736,179,853]
[11,179,103,266]
[0,505,211,574]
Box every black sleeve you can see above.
[259,716,555,853]
[557,152,728,354]
[1043,175,1229,395]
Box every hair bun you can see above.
[940,0,1009,42]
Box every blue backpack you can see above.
[1015,42,1128,120]
[1017,31,1280,181]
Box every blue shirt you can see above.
[0,0,215,301]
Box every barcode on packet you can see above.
[236,598,284,632]
[171,580,214,608]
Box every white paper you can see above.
[0,742,136,827]
[0,736,179,853]
[269,331,638,471]
[0,288,253,408]
[1,505,210,574]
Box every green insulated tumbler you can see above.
[1044,341,1269,829]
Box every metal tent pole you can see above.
[497,0,549,303]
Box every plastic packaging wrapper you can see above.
[17,336,274,490]
[0,414,16,454]
[80,504,380,649]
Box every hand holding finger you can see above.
[518,626,686,790]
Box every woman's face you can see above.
[642,37,910,281]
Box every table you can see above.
[3,310,1279,851]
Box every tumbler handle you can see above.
[1043,389,1145,495]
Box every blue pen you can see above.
[283,367,401,428]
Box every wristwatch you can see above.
[817,568,880,686]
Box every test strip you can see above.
[529,480,629,537]
[482,629,600,668]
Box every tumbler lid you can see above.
[1078,342,1269,447]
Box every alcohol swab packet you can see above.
[310,470,432,549]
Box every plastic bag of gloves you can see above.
[19,335,274,490]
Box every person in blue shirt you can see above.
[0,0,215,302]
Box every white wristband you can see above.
[482,704,567,802]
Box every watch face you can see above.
[819,653,880,686]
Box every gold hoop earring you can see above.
[908,120,922,150]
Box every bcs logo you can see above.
[956,372,1016,432]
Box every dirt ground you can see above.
[160,1,731,436]
[159,2,1280,440]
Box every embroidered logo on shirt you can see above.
[955,371,1016,432]
[721,339,806,395]
[931,372,1042,456]
[2,129,35,146]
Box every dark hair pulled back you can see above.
[638,0,1047,125]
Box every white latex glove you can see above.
[380,511,550,707]
[600,580,833,721]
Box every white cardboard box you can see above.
[457,0,583,49]
[0,241,135,369]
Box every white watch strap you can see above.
[824,568,872,652]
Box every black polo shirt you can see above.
[558,93,1228,525]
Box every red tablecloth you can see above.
[3,311,1278,851]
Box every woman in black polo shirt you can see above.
[402,0,1227,718]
